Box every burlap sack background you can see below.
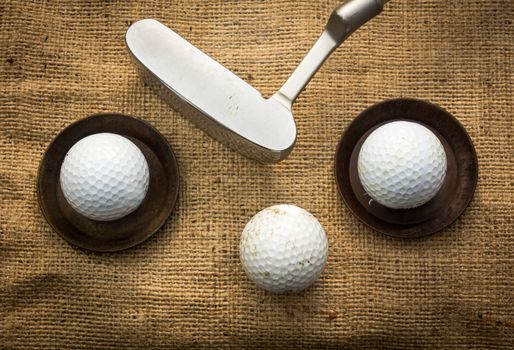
[1,0,513,348]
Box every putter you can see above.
[126,0,390,163]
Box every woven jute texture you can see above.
[1,0,513,348]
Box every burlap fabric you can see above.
[1,0,513,348]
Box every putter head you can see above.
[126,19,296,163]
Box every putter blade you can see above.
[126,19,296,163]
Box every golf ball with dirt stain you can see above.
[239,204,328,293]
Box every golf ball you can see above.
[239,204,328,293]
[357,120,447,209]
[60,133,150,221]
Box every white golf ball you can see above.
[239,204,328,293]
[357,120,447,209]
[60,133,150,221]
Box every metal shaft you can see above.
[273,0,387,109]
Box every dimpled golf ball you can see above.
[357,121,447,209]
[60,133,150,221]
[239,204,328,293]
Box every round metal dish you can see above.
[334,98,478,238]
[38,113,179,252]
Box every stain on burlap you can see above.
[1,0,513,348]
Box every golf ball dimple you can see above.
[357,121,447,209]
[239,204,328,293]
[60,133,150,221]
